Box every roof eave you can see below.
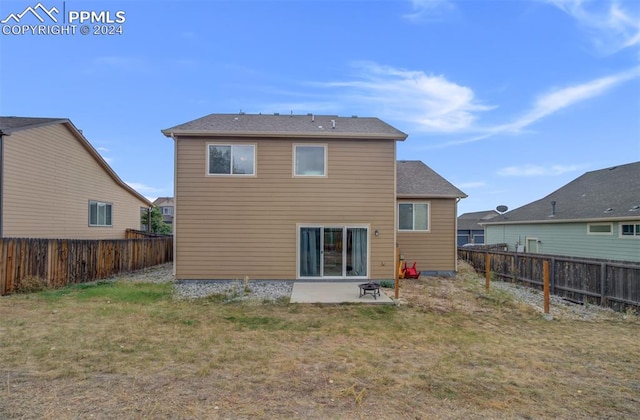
[481,215,640,226]
[397,193,468,199]
[162,129,407,141]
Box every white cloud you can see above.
[271,60,636,149]
[546,0,640,54]
[499,67,639,133]
[318,62,494,132]
[431,67,640,148]
[404,0,455,22]
[497,164,586,177]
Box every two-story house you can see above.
[162,113,465,281]
[0,116,151,239]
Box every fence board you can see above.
[459,248,640,313]
[0,236,173,295]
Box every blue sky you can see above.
[1,0,638,215]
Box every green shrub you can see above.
[379,280,395,288]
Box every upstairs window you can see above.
[208,144,255,176]
[621,223,640,237]
[294,144,326,177]
[89,201,112,227]
[398,203,429,231]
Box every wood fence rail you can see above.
[0,236,173,296]
[458,248,640,312]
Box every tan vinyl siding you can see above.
[175,137,397,280]
[397,198,457,273]
[3,124,147,239]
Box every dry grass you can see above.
[1,262,639,419]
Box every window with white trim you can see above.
[208,144,255,175]
[89,201,112,227]
[621,223,640,237]
[294,144,326,176]
[398,203,429,231]
[587,223,613,235]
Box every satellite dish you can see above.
[496,205,508,214]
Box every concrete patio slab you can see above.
[290,282,394,304]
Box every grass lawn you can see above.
[1,263,639,419]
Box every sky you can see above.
[1,0,639,216]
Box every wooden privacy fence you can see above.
[458,248,640,312]
[0,236,173,296]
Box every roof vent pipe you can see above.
[311,114,314,122]
[551,200,556,217]
[331,119,335,129]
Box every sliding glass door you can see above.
[299,226,368,279]
[323,228,343,277]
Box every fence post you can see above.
[543,260,550,314]
[0,239,5,295]
[485,253,491,290]
[600,262,607,306]
[395,245,400,299]
[550,257,555,295]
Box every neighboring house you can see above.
[162,113,466,281]
[483,162,640,263]
[396,161,467,275]
[0,116,151,239]
[153,197,174,227]
[457,210,499,246]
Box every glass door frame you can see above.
[297,224,370,280]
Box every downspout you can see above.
[171,133,177,277]
[454,197,460,272]
[393,145,397,281]
[0,130,6,238]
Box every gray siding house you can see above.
[457,210,499,246]
[483,162,640,262]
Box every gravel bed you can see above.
[102,264,293,302]
[174,279,293,302]
[490,280,621,321]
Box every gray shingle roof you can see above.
[457,210,500,230]
[484,161,640,224]
[162,113,408,140]
[397,160,467,198]
[0,116,67,134]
